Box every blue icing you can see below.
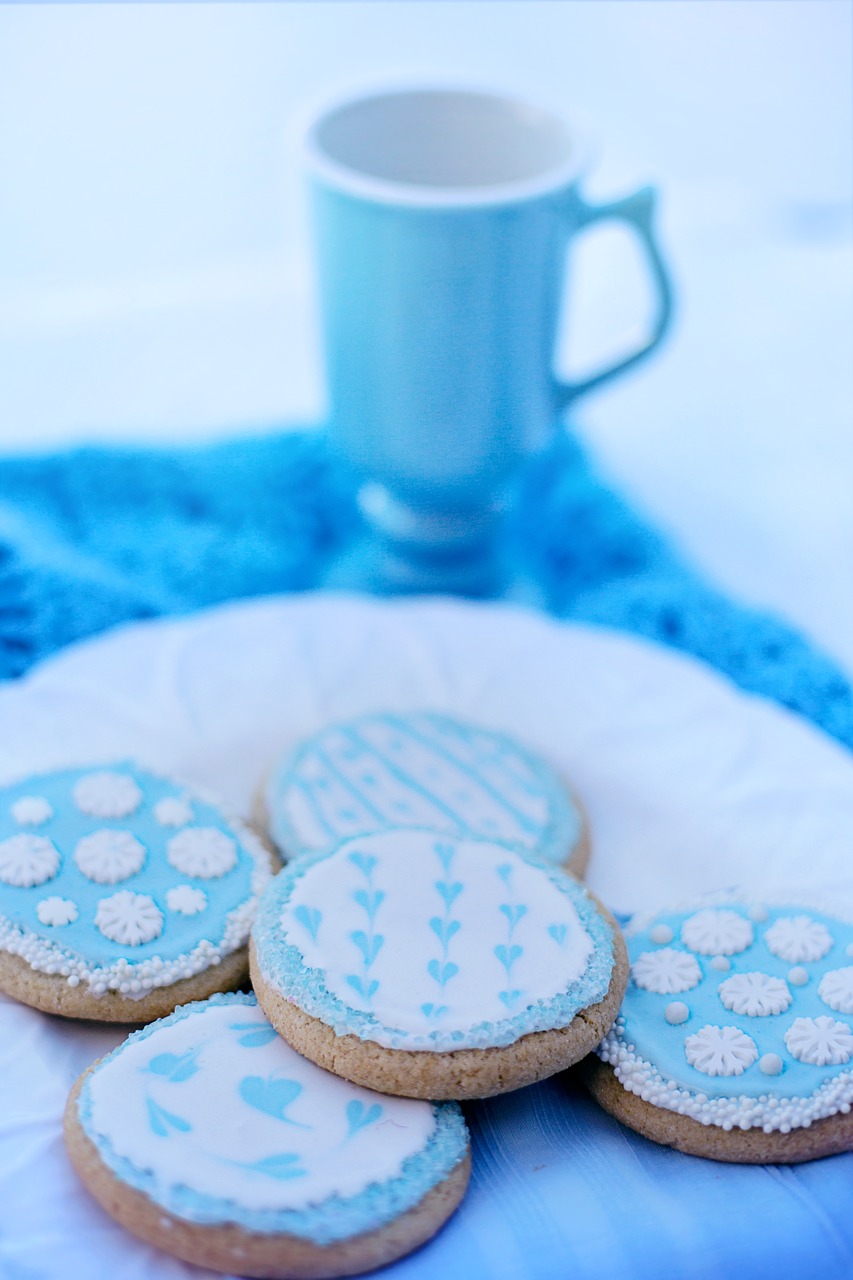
[267,711,582,866]
[0,764,259,975]
[621,903,853,1100]
[77,993,469,1244]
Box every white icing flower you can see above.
[764,916,833,964]
[74,830,146,884]
[166,885,207,915]
[681,909,754,956]
[0,834,60,888]
[73,771,142,819]
[11,796,53,826]
[718,971,793,1017]
[784,1015,853,1067]
[95,891,163,946]
[36,896,79,926]
[632,948,702,995]
[684,1024,758,1076]
[818,968,853,1015]
[154,796,194,827]
[167,828,237,879]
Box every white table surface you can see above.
[0,1,851,675]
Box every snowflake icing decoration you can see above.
[36,897,79,927]
[0,834,60,888]
[717,971,792,1017]
[95,891,163,946]
[154,797,194,827]
[166,885,207,916]
[681,909,754,956]
[631,948,702,995]
[764,916,833,964]
[784,1016,853,1067]
[73,771,142,819]
[818,967,853,1016]
[684,1024,758,1076]
[74,830,146,885]
[11,796,53,827]
[167,828,237,879]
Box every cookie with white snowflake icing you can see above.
[261,711,589,873]
[0,765,274,1021]
[585,896,853,1162]
[250,829,627,1100]
[65,994,470,1278]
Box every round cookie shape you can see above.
[262,711,589,873]
[251,829,626,1099]
[65,994,470,1278]
[586,896,853,1162]
[0,764,274,1020]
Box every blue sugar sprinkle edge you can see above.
[252,836,615,1051]
[77,992,469,1244]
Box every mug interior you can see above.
[311,89,577,191]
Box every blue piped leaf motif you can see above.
[494,943,523,973]
[243,1154,305,1180]
[294,905,322,942]
[239,1076,310,1128]
[347,974,379,1000]
[354,888,385,920]
[146,1097,192,1137]
[350,929,384,966]
[499,990,523,1009]
[146,1051,199,1083]
[230,1022,280,1048]
[548,924,568,946]
[428,959,459,986]
[500,904,528,932]
[345,1099,384,1139]
[434,841,457,872]
[421,1002,449,1019]
[429,917,461,947]
[436,881,463,909]
[348,852,377,877]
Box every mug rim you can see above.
[303,82,594,209]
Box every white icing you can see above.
[86,1001,437,1211]
[166,885,207,916]
[0,834,60,888]
[36,897,78,926]
[631,948,701,995]
[710,956,731,972]
[784,1016,853,1066]
[681,910,753,956]
[818,967,853,1015]
[73,772,142,819]
[665,1002,689,1025]
[155,797,194,827]
[278,831,596,1048]
[167,829,237,879]
[748,905,768,922]
[649,924,673,945]
[788,966,809,986]
[95,891,164,946]
[684,1025,758,1076]
[74,830,146,884]
[717,972,792,1017]
[764,916,833,964]
[759,1053,783,1076]
[11,797,53,826]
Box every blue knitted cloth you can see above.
[1,428,851,751]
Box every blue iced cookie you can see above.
[0,764,274,1020]
[250,828,626,1099]
[585,895,853,1162]
[65,993,470,1278]
[261,710,589,872]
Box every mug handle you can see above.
[554,185,674,409]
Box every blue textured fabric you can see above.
[2,428,851,753]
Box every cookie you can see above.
[0,764,274,1020]
[65,993,470,1278]
[260,710,589,874]
[250,828,626,1099]
[584,895,853,1162]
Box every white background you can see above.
[0,1,851,672]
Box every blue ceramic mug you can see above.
[306,87,673,591]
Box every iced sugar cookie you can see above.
[584,896,853,1162]
[0,765,274,1020]
[261,711,589,873]
[250,829,626,1099]
[65,993,470,1278]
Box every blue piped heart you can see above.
[421,1002,449,1019]
[146,1097,192,1137]
[348,852,377,877]
[499,989,523,1009]
[230,1023,279,1049]
[429,917,461,947]
[494,943,523,972]
[500,904,528,931]
[346,974,379,1001]
[239,1076,309,1127]
[354,888,385,920]
[496,863,513,885]
[345,1099,384,1138]
[146,1051,198,1083]
[294,905,322,942]
[350,930,384,965]
[433,841,457,871]
[436,881,463,908]
[428,959,459,986]
[244,1154,305,1180]
[548,924,568,946]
